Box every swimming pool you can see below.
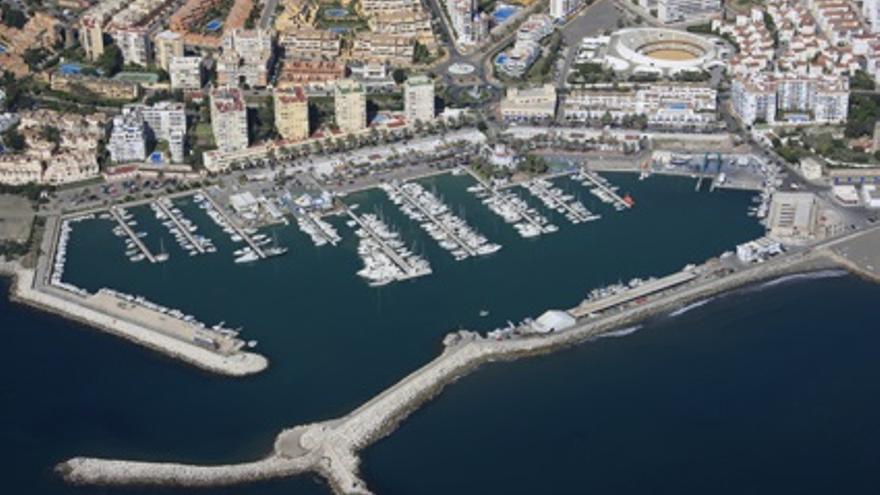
[60,63,82,75]
[324,7,349,18]
[205,19,223,32]
[492,5,519,24]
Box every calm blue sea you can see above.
[2,174,876,494]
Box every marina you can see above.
[151,198,215,256]
[381,181,501,260]
[521,178,599,224]
[297,212,343,247]
[574,168,634,211]
[464,168,556,238]
[9,169,827,495]
[198,191,270,261]
[344,206,431,286]
[108,206,158,263]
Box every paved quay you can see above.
[55,224,880,494]
[9,266,268,376]
[6,214,268,376]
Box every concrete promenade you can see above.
[54,226,879,494]
[7,266,268,376]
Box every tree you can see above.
[2,127,26,151]
[1,8,26,29]
[413,42,431,64]
[23,48,46,69]
[97,44,123,76]
[41,125,61,149]
[392,68,407,85]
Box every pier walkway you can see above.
[523,179,592,223]
[579,168,631,209]
[343,205,415,275]
[304,212,340,246]
[387,182,477,257]
[201,191,266,259]
[464,168,548,232]
[154,200,205,254]
[109,207,156,263]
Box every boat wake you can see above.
[598,325,642,339]
[753,269,847,291]
[667,297,714,318]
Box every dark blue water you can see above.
[4,174,876,494]
[363,273,880,494]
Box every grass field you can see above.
[0,194,34,243]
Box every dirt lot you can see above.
[0,194,35,243]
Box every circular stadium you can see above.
[605,28,724,76]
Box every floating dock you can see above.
[522,179,594,223]
[343,205,416,275]
[465,168,550,233]
[579,169,632,210]
[387,182,478,257]
[153,200,206,254]
[201,191,266,259]
[303,212,341,246]
[109,207,157,263]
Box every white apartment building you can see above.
[500,84,557,120]
[278,29,340,60]
[138,102,187,163]
[732,73,849,125]
[113,27,152,67]
[351,33,414,65]
[404,75,435,123]
[550,0,579,20]
[154,30,184,71]
[217,29,274,88]
[360,0,422,15]
[732,77,777,125]
[865,0,880,34]
[169,56,203,90]
[496,14,554,77]
[109,108,148,163]
[369,9,435,45]
[657,0,722,23]
[564,84,717,126]
[334,79,367,133]
[210,88,249,153]
[446,0,484,45]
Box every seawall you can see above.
[5,264,268,377]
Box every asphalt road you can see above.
[556,0,623,87]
